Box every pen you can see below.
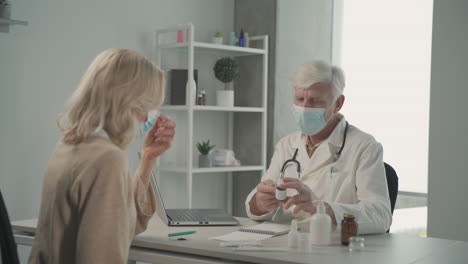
[168,231,197,237]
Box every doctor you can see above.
[245,61,392,234]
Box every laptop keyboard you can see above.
[166,209,208,222]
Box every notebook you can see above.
[239,223,290,235]
[210,222,290,241]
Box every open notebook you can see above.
[210,222,290,241]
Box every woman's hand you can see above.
[280,178,318,214]
[141,114,176,162]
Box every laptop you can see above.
[149,169,239,226]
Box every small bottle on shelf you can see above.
[196,89,204,105]
[244,32,250,47]
[229,32,237,46]
[238,29,245,47]
[177,29,184,43]
[201,88,206,105]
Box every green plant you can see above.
[213,57,239,90]
[0,0,10,5]
[196,140,215,155]
[214,32,222,38]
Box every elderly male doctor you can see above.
[245,61,392,234]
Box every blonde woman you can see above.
[28,49,175,264]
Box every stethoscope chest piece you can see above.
[275,148,301,201]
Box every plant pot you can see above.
[212,37,223,45]
[198,154,211,168]
[0,5,11,19]
[216,90,234,107]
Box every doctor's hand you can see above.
[141,114,176,162]
[250,180,281,215]
[280,178,318,214]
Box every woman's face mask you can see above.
[137,110,159,137]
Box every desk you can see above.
[12,216,467,264]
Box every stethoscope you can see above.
[272,121,349,223]
[279,121,350,178]
[333,121,349,161]
[279,148,301,180]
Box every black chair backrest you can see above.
[0,190,20,264]
[384,162,399,215]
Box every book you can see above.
[209,222,290,242]
[168,69,198,105]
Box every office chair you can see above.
[0,190,20,264]
[384,162,399,214]
[384,162,399,233]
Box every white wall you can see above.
[0,0,234,261]
[427,0,468,241]
[274,0,333,143]
[335,0,433,193]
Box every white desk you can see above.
[12,216,467,264]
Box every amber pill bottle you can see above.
[341,213,358,245]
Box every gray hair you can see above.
[292,60,345,99]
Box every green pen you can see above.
[168,230,197,237]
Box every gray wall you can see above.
[0,0,234,261]
[232,0,278,217]
[231,0,334,217]
[274,0,333,143]
[427,0,468,241]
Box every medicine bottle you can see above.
[309,201,332,245]
[275,178,286,201]
[341,213,358,245]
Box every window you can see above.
[333,0,433,193]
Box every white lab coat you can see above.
[245,118,392,234]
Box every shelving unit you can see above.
[160,105,265,113]
[159,42,266,57]
[0,17,28,33]
[154,23,268,212]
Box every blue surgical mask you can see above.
[291,104,326,135]
[138,110,160,137]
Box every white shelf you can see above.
[155,24,268,210]
[194,105,265,112]
[159,42,266,57]
[159,105,189,111]
[159,165,265,174]
[0,18,28,26]
[160,105,265,113]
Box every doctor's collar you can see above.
[327,116,348,148]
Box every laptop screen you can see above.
[149,169,170,224]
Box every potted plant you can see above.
[196,140,215,167]
[213,57,239,107]
[212,32,223,45]
[0,0,10,19]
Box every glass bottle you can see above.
[229,32,237,46]
[238,29,245,47]
[341,213,358,245]
[201,88,206,105]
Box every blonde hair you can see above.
[292,60,345,99]
[59,48,164,148]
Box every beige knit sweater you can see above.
[28,135,156,264]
